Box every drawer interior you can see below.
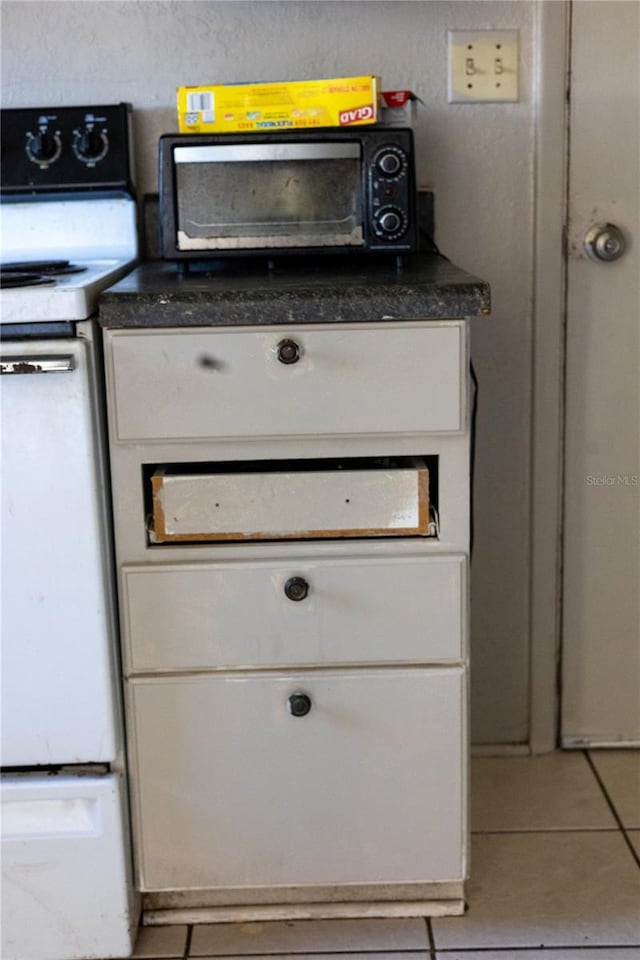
[144,455,439,545]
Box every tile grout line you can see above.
[584,749,640,870]
[470,826,623,835]
[434,946,640,953]
[426,917,437,959]
[184,923,194,959]
[184,951,431,958]
[184,948,432,959]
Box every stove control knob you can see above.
[26,130,61,166]
[73,128,108,164]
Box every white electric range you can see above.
[0,104,140,960]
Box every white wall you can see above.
[1,0,536,745]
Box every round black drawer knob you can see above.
[288,692,312,717]
[284,576,309,601]
[277,339,301,364]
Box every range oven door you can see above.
[0,337,119,766]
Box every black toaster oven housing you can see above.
[159,127,418,261]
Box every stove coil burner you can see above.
[0,272,56,289]
[0,260,88,289]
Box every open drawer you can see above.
[150,457,430,543]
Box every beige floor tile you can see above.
[436,951,640,959]
[471,753,616,832]
[590,750,640,828]
[630,830,640,858]
[190,918,428,955]
[432,831,640,949]
[132,922,189,957]
[195,955,429,960]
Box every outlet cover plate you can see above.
[448,29,519,103]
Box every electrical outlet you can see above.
[448,29,519,103]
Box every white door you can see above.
[561,1,640,745]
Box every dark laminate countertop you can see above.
[98,255,490,328]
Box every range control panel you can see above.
[1,103,135,195]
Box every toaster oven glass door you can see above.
[174,142,363,251]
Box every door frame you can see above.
[529,0,570,753]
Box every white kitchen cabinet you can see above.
[103,316,471,922]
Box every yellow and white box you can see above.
[177,76,380,133]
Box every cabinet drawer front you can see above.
[151,461,429,542]
[108,324,464,442]
[130,668,465,890]
[123,553,466,671]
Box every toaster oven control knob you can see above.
[288,693,312,717]
[26,130,61,166]
[73,128,108,164]
[374,206,408,239]
[284,577,309,601]
[377,150,402,177]
[374,146,407,179]
[277,339,301,364]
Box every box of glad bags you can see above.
[177,76,381,133]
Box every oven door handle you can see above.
[0,355,75,375]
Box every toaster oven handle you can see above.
[0,355,75,375]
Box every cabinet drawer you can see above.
[108,324,464,443]
[122,553,466,672]
[150,459,429,542]
[129,668,465,891]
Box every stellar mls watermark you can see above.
[586,474,639,486]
